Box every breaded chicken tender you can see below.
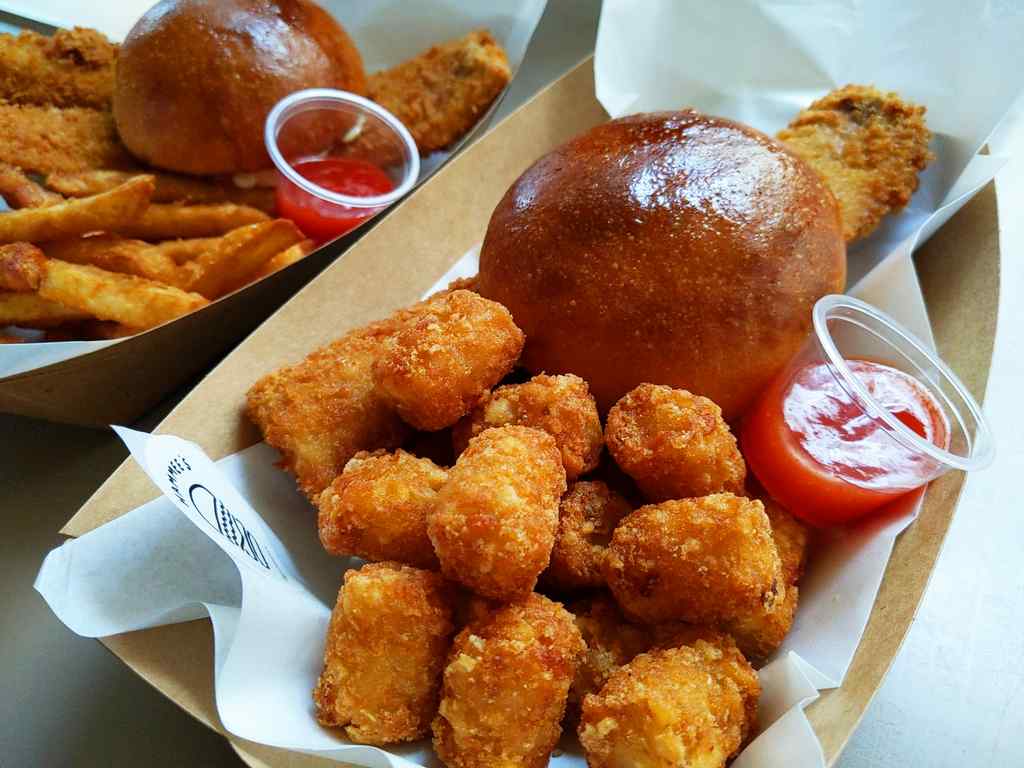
[0,27,117,109]
[778,84,933,242]
[428,426,566,600]
[314,562,456,744]
[246,322,410,500]
[317,449,447,568]
[604,494,781,625]
[368,30,511,155]
[569,595,654,708]
[605,384,745,502]
[453,373,603,480]
[0,105,135,174]
[544,481,632,592]
[433,593,585,768]
[373,289,525,431]
[578,640,760,768]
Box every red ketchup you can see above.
[275,157,395,243]
[742,360,950,526]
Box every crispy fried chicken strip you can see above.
[0,105,135,174]
[778,85,933,243]
[0,27,117,109]
[367,30,511,154]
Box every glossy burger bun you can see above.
[477,110,846,420]
[113,0,367,175]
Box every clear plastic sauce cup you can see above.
[264,88,420,243]
[741,294,994,526]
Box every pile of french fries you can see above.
[0,167,312,343]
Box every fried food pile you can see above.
[247,281,813,767]
[0,24,510,343]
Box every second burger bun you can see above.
[114,0,367,175]
[477,111,846,420]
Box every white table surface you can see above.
[1,2,1022,766]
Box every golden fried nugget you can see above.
[428,425,566,601]
[604,494,781,625]
[606,384,746,502]
[368,30,511,154]
[246,323,411,499]
[569,595,654,708]
[778,84,933,242]
[433,593,584,768]
[762,495,809,586]
[453,373,603,480]
[317,449,447,568]
[722,583,798,666]
[0,27,116,109]
[543,481,632,592]
[0,105,134,174]
[314,562,456,744]
[373,289,524,431]
[578,640,760,768]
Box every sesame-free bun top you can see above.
[113,0,367,174]
[477,111,846,420]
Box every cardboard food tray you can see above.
[63,59,999,767]
[0,3,541,426]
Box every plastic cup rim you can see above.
[812,294,995,473]
[264,88,420,209]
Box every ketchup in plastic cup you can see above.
[741,295,993,527]
[265,89,419,244]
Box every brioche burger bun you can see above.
[113,0,366,174]
[477,110,847,420]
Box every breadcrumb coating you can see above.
[317,449,447,567]
[0,27,117,109]
[368,30,511,154]
[605,384,745,503]
[543,480,632,592]
[433,593,584,768]
[778,84,933,242]
[721,583,798,665]
[604,494,781,625]
[762,495,809,587]
[428,425,566,600]
[578,640,759,768]
[453,373,603,480]
[373,289,524,431]
[0,104,135,174]
[314,562,456,744]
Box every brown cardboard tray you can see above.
[62,58,1000,766]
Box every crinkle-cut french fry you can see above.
[252,239,315,280]
[0,163,63,209]
[45,170,277,212]
[149,237,220,265]
[111,202,269,240]
[43,234,181,285]
[0,245,208,328]
[180,219,304,299]
[0,291,89,328]
[0,175,153,244]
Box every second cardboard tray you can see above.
[63,58,1000,766]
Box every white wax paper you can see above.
[0,0,545,379]
[34,1,1023,766]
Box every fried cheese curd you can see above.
[373,289,525,431]
[317,449,447,568]
[453,373,603,480]
[433,593,585,768]
[314,562,456,744]
[569,595,654,708]
[428,425,566,600]
[762,495,810,586]
[777,84,933,243]
[544,480,632,592]
[578,640,760,768]
[604,494,781,625]
[605,384,746,503]
[246,320,411,499]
